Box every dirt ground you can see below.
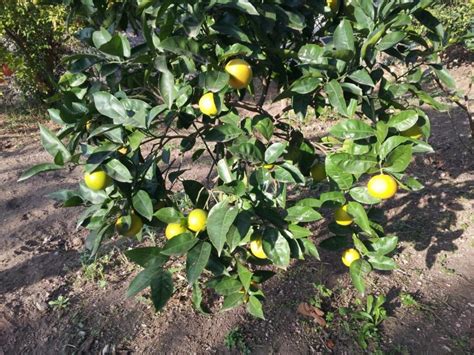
[0,64,473,354]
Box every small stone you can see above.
[34,301,48,312]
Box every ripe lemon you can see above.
[367,174,397,200]
[250,237,267,259]
[198,92,218,116]
[263,164,274,170]
[342,248,360,267]
[225,59,252,89]
[327,0,340,13]
[311,163,326,182]
[187,209,207,232]
[84,170,109,191]
[165,223,187,240]
[335,205,353,226]
[400,125,423,139]
[115,213,143,237]
[86,121,92,131]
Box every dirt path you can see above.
[0,66,473,354]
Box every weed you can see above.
[310,282,332,308]
[351,294,388,349]
[400,292,419,309]
[48,295,70,310]
[224,327,250,355]
[81,254,111,288]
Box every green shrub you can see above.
[0,0,75,98]
[431,0,474,45]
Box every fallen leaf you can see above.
[297,302,326,327]
[326,339,335,349]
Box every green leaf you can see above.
[154,207,183,223]
[93,92,127,122]
[371,235,398,255]
[334,19,355,56]
[433,67,456,90]
[384,145,412,173]
[325,154,354,190]
[214,277,242,296]
[388,110,418,131]
[368,255,397,270]
[100,34,131,58]
[377,31,406,51]
[329,153,377,175]
[349,69,375,87]
[247,295,265,319]
[207,201,239,255]
[105,159,132,182]
[289,76,321,94]
[216,0,259,15]
[288,224,312,239]
[252,115,274,141]
[92,27,112,48]
[300,238,320,260]
[217,159,234,184]
[150,269,173,311]
[222,292,245,310]
[264,142,287,164]
[192,282,208,313]
[349,259,372,294]
[125,247,168,268]
[347,202,377,238]
[350,187,381,205]
[330,119,374,140]
[160,71,177,109]
[132,190,153,221]
[325,80,348,116]
[379,136,410,160]
[298,44,324,64]
[18,163,63,182]
[285,206,322,223]
[183,180,209,209]
[237,262,252,291]
[199,71,230,92]
[186,241,212,284]
[39,124,71,163]
[204,124,243,142]
[262,229,291,268]
[161,232,198,256]
[127,264,161,298]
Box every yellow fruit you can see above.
[225,59,253,89]
[400,125,423,140]
[263,164,274,170]
[250,237,267,259]
[86,121,92,131]
[84,170,109,191]
[198,92,218,116]
[367,174,397,200]
[115,213,143,237]
[311,163,326,182]
[118,146,128,154]
[327,0,340,14]
[335,205,353,226]
[342,248,360,267]
[187,209,207,232]
[165,223,187,240]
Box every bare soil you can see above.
[0,65,473,354]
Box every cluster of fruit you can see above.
[84,56,405,268]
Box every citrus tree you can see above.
[21,0,453,318]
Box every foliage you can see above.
[340,294,388,350]
[48,295,70,310]
[430,0,474,46]
[21,0,453,318]
[0,0,74,97]
[224,327,251,355]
